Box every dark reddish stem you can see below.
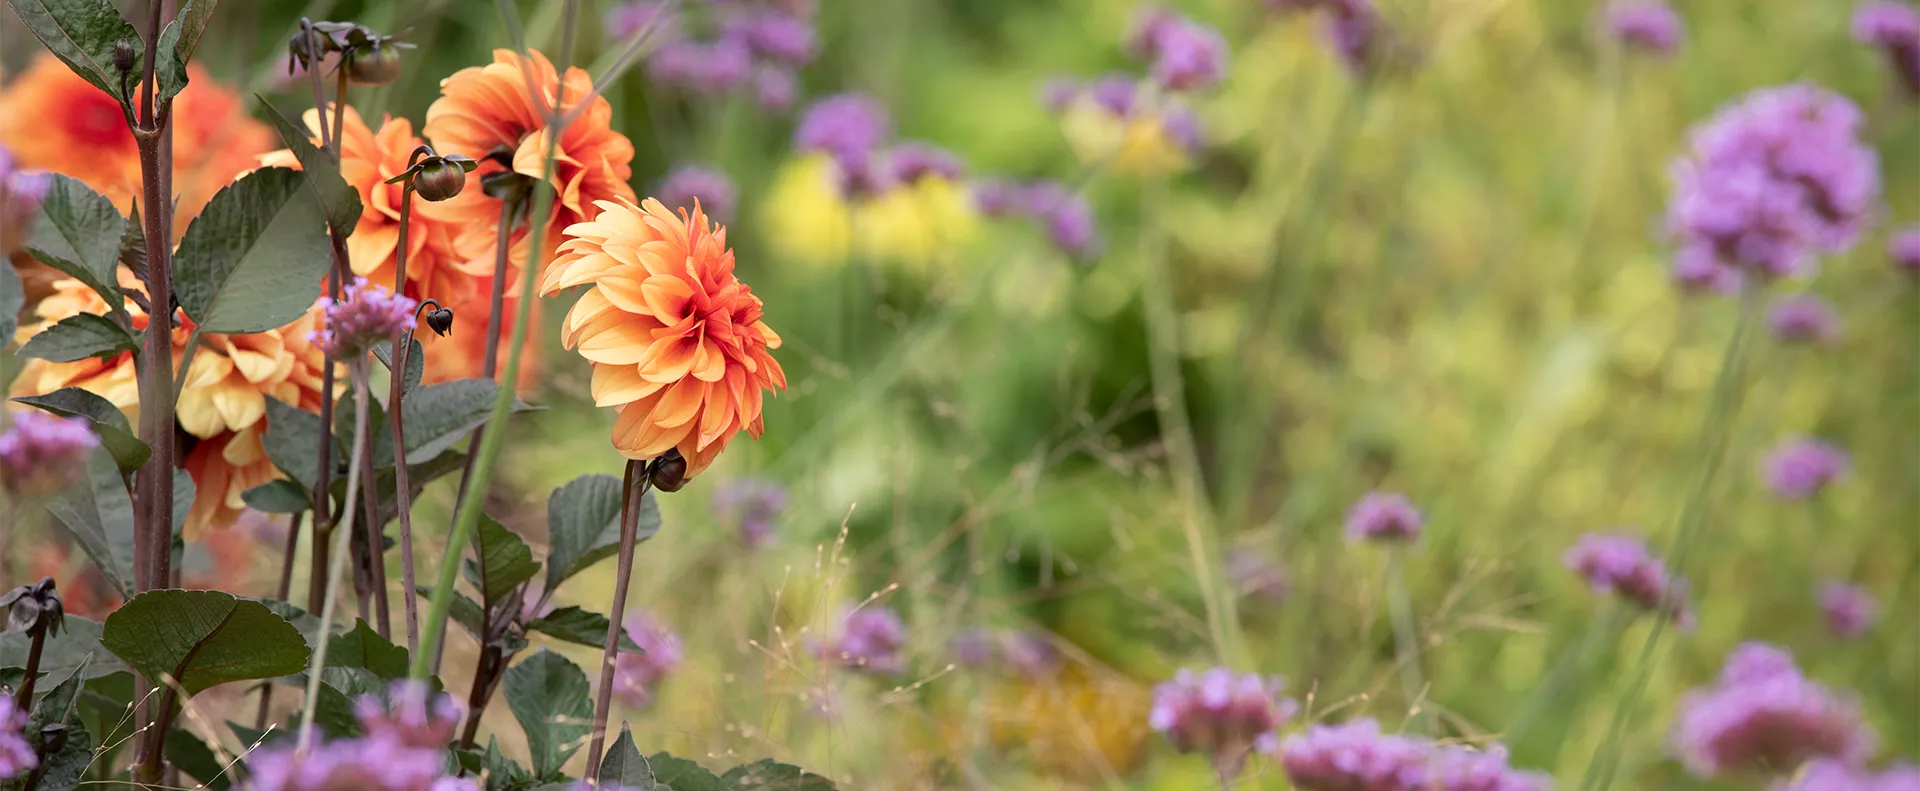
[585,459,651,779]
[255,510,305,729]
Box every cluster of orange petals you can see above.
[10,277,334,538]
[543,198,786,477]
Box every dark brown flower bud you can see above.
[113,39,136,73]
[346,42,403,86]
[425,307,455,337]
[0,577,62,637]
[413,159,468,202]
[649,450,689,493]
[39,723,68,756]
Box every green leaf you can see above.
[599,725,656,789]
[0,615,128,681]
[502,649,592,779]
[309,667,375,737]
[165,725,234,790]
[415,586,487,643]
[260,98,363,235]
[465,515,537,607]
[119,203,147,277]
[4,0,141,100]
[22,656,94,791]
[544,475,660,593]
[173,167,330,333]
[482,737,535,790]
[242,479,310,514]
[152,0,216,102]
[525,607,643,653]
[26,174,127,315]
[372,336,424,394]
[14,388,150,472]
[332,388,395,468]
[649,752,727,791]
[325,619,408,680]
[250,598,325,648]
[720,759,837,790]
[101,590,311,697]
[400,378,540,465]
[0,261,21,342]
[17,313,138,363]
[43,447,135,597]
[263,396,334,490]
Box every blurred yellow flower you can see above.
[762,154,981,271]
[1059,98,1196,176]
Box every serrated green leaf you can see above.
[242,479,310,514]
[0,616,128,682]
[18,313,137,363]
[503,649,592,779]
[545,475,660,593]
[372,336,424,394]
[482,737,534,791]
[260,99,362,235]
[152,0,216,102]
[173,167,330,333]
[263,396,333,490]
[14,388,150,472]
[720,759,837,790]
[4,0,141,101]
[309,668,371,738]
[26,174,126,315]
[465,515,537,607]
[649,752,727,791]
[0,261,21,342]
[525,607,643,654]
[119,202,147,275]
[599,724,656,789]
[43,447,135,597]
[325,619,408,680]
[101,590,312,697]
[400,378,540,465]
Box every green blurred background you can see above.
[6,0,1918,787]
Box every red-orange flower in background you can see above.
[542,198,785,477]
[421,48,636,271]
[421,273,545,389]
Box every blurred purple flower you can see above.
[753,66,797,112]
[605,1,678,42]
[1773,759,1920,791]
[1889,225,1920,275]
[1667,84,1880,281]
[1346,491,1423,542]
[795,93,892,166]
[0,146,49,255]
[1034,184,1102,260]
[353,681,464,750]
[1854,1,1920,97]
[732,11,815,66]
[1126,9,1230,92]
[1,410,100,496]
[816,604,906,675]
[1427,744,1553,791]
[612,610,683,708]
[1161,106,1206,154]
[313,277,417,358]
[1325,0,1384,74]
[889,142,964,184]
[1762,438,1849,499]
[1766,294,1841,345]
[655,165,738,222]
[1126,6,1183,60]
[1818,581,1876,639]
[1225,548,1289,605]
[713,477,786,550]
[241,721,473,791]
[1001,630,1062,680]
[648,38,752,94]
[971,178,1026,217]
[1040,76,1081,113]
[1605,1,1684,54]
[1672,247,1745,295]
[1278,718,1430,791]
[1673,642,1876,778]
[1151,668,1298,780]
[1564,532,1690,623]
[1088,74,1141,117]
[0,694,34,780]
[951,627,997,668]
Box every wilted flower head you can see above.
[1853,1,1920,97]
[1346,491,1424,542]
[1766,294,1842,345]
[655,165,738,222]
[1150,668,1298,779]
[353,681,464,749]
[0,146,49,255]
[542,198,786,477]
[0,410,99,496]
[1673,642,1876,777]
[1774,759,1920,791]
[313,277,418,357]
[0,694,35,780]
[1279,718,1430,791]
[1605,1,1684,53]
[1889,225,1920,275]
[613,610,683,708]
[817,605,906,674]
[1762,438,1849,499]
[1667,84,1879,281]
[1818,581,1876,639]
[714,477,786,549]
[1565,532,1690,624]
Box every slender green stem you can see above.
[300,360,371,752]
[1505,604,1626,748]
[1385,549,1426,733]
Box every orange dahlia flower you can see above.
[420,48,636,272]
[419,273,545,390]
[0,53,274,236]
[10,276,334,538]
[542,198,786,476]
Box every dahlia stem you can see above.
[357,402,391,640]
[389,184,422,657]
[300,359,372,754]
[255,509,306,729]
[585,459,651,779]
[1384,549,1426,734]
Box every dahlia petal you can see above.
[579,322,658,365]
[615,402,690,458]
[638,275,695,320]
[691,337,726,382]
[638,333,699,383]
[176,384,226,439]
[652,378,705,429]
[348,224,401,277]
[212,383,267,433]
[591,363,664,407]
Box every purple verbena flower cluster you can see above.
[1279,718,1549,791]
[1854,1,1920,98]
[1667,84,1880,283]
[0,410,100,496]
[1125,7,1229,92]
[1673,642,1876,778]
[351,681,465,750]
[0,145,50,255]
[1762,438,1850,499]
[1150,668,1298,780]
[714,477,787,550]
[1346,491,1424,543]
[1818,581,1876,639]
[1773,759,1920,791]
[1766,294,1842,345]
[654,165,738,222]
[312,277,417,358]
[1268,0,1385,74]
[1605,1,1685,54]
[640,0,816,111]
[1889,224,1920,276]
[815,604,906,675]
[612,610,683,708]
[242,682,475,791]
[1564,532,1691,625]
[0,694,36,780]
[794,94,967,199]
[971,178,1102,261]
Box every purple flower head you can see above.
[734,11,816,66]
[1818,581,1875,639]
[1672,246,1745,295]
[0,694,36,780]
[312,277,417,357]
[713,477,787,550]
[613,610,683,708]
[1088,74,1141,117]
[795,94,892,166]
[1426,745,1553,791]
[353,681,465,750]
[1035,186,1102,261]
[647,40,703,85]
[1346,491,1423,542]
[1564,532,1690,623]
[1225,548,1289,605]
[1774,759,1920,791]
[1040,76,1081,113]
[1667,85,1880,280]
[240,729,463,791]
[1673,642,1876,778]
[817,604,906,675]
[0,147,49,255]
[1161,106,1206,154]
[1324,0,1384,74]
[1889,225,1920,276]
[655,165,738,223]
[889,142,964,184]
[1150,668,1298,780]
[951,627,997,668]
[1853,2,1920,98]
[1126,6,1183,60]
[1762,438,1849,499]
[971,178,1026,217]
[0,410,101,496]
[1766,294,1841,345]
[605,1,678,43]
[648,38,752,94]
[1000,630,1062,680]
[1279,718,1431,791]
[1150,20,1230,92]
[753,66,797,112]
[1605,1,1684,54]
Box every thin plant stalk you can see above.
[300,359,373,753]
[389,174,422,656]
[1384,549,1426,734]
[585,459,651,778]
[1504,604,1628,752]
[358,414,391,639]
[255,510,307,729]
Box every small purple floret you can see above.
[1606,1,1684,53]
[1346,491,1423,542]
[656,165,738,222]
[1762,438,1849,499]
[1818,581,1876,639]
[312,277,417,358]
[1766,294,1841,345]
[1150,668,1297,780]
[816,605,906,675]
[0,410,100,496]
[613,610,683,708]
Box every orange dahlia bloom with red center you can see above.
[421,48,636,272]
[542,198,786,476]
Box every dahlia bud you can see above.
[413,157,470,202]
[347,41,404,85]
[112,39,136,73]
[649,450,689,493]
[0,577,63,638]
[424,306,455,337]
